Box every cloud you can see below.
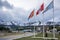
[0,7,29,25]
[0,0,60,25]
[48,17,60,22]
[3,0,13,9]
[40,8,60,24]
[0,0,13,9]
[0,0,3,7]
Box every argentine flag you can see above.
[42,1,54,13]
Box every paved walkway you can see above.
[0,32,37,40]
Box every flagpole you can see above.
[28,9,36,38]
[53,0,55,38]
[33,9,36,38]
[42,0,45,37]
[34,25,35,37]
[43,13,45,38]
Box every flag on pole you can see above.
[28,10,34,20]
[42,1,53,14]
[36,3,44,15]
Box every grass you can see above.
[14,36,43,40]
[14,32,60,40]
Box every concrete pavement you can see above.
[0,32,37,40]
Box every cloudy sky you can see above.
[0,0,60,25]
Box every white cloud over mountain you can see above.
[0,0,60,25]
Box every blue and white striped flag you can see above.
[42,1,54,13]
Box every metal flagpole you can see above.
[43,13,45,38]
[33,9,36,38]
[43,0,45,38]
[53,0,55,38]
[34,25,35,37]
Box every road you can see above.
[0,32,37,40]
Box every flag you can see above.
[28,10,34,20]
[42,1,53,14]
[36,3,44,15]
